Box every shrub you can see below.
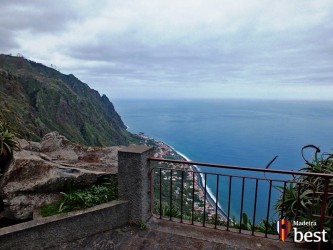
[0,121,20,157]
[40,176,118,217]
[274,145,333,242]
[0,121,20,172]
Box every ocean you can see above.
[113,98,333,222]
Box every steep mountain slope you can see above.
[0,54,136,146]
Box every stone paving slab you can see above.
[49,226,235,250]
[49,217,320,250]
[148,217,305,250]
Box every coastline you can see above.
[174,149,228,221]
[139,134,228,222]
[191,165,228,221]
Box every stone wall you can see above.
[0,200,128,249]
[0,145,153,249]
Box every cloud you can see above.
[0,0,333,100]
[0,1,78,32]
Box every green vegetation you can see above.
[0,121,20,158]
[0,54,138,146]
[139,222,148,230]
[152,167,278,234]
[152,145,333,241]
[155,198,278,234]
[275,145,333,242]
[40,177,118,217]
[0,121,20,173]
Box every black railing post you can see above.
[215,175,220,229]
[180,171,184,223]
[191,172,195,225]
[227,176,232,231]
[319,177,330,231]
[159,168,162,219]
[170,169,173,220]
[239,177,245,233]
[148,159,152,214]
[318,177,330,250]
[280,181,287,220]
[294,183,301,221]
[265,180,272,238]
[203,173,207,227]
[252,179,258,235]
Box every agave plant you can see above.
[275,182,316,218]
[0,121,20,160]
[274,145,333,242]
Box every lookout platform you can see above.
[51,217,307,250]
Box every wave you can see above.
[200,172,225,211]
[174,149,192,162]
[170,147,228,218]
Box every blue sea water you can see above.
[113,99,333,221]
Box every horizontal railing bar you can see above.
[148,157,333,178]
[312,192,333,195]
[311,214,333,219]
[150,156,332,248]
[151,166,317,185]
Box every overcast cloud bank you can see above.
[1,0,333,100]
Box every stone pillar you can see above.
[118,145,154,224]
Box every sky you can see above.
[1,0,333,100]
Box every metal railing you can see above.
[148,157,333,248]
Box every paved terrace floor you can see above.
[48,217,321,250]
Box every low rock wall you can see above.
[0,200,129,250]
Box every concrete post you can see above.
[118,145,154,224]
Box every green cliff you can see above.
[0,54,136,146]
